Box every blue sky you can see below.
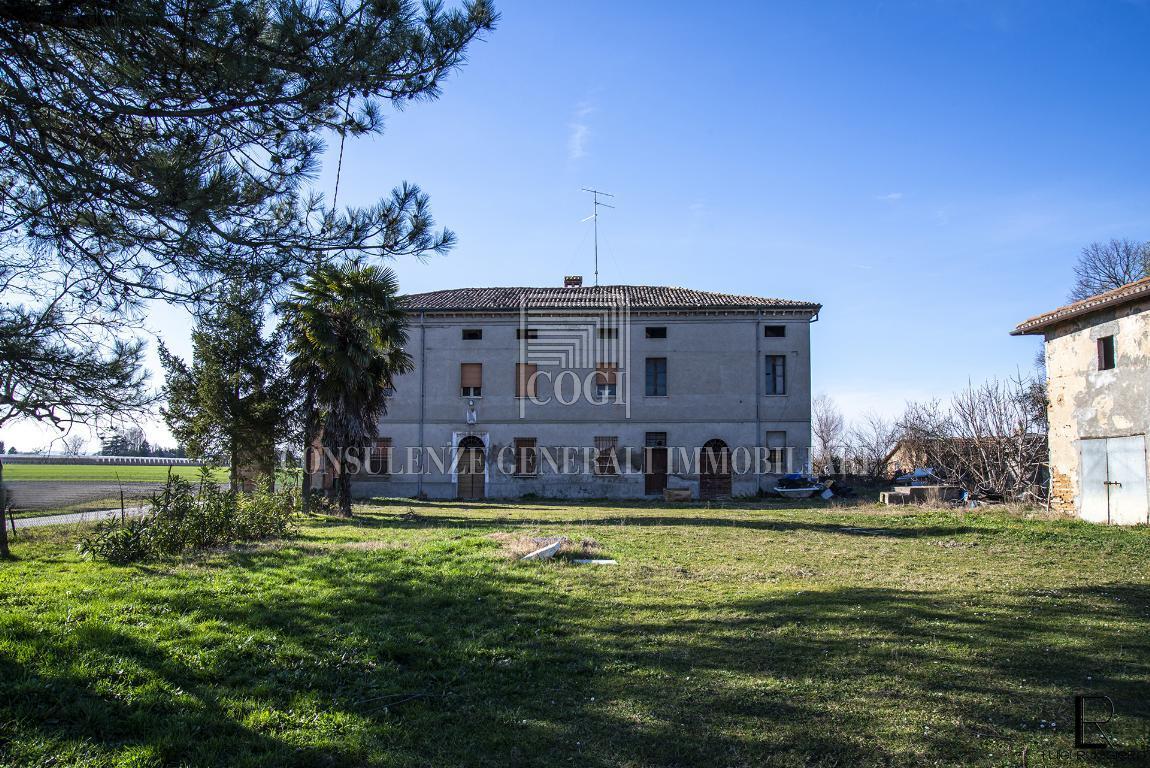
[6,0,1150,451]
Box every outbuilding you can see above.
[1013,277,1150,524]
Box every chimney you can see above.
[564,275,583,288]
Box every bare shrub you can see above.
[899,376,1047,502]
[1070,239,1150,301]
[812,394,847,475]
[845,413,901,480]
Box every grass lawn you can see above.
[2,500,1149,767]
[1,463,227,483]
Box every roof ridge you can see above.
[1012,275,1150,335]
[399,285,821,312]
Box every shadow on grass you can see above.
[325,508,980,540]
[4,543,1149,766]
[357,495,879,513]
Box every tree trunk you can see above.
[0,460,10,559]
[300,394,315,513]
[230,431,240,491]
[337,470,353,517]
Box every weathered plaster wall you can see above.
[326,310,816,499]
[1043,298,1150,514]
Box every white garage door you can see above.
[1078,435,1149,525]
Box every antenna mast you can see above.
[581,188,614,286]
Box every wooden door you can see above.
[645,432,668,495]
[457,438,485,499]
[699,439,731,499]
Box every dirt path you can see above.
[12,506,148,529]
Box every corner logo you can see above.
[518,292,631,418]
[1075,694,1114,749]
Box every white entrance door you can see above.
[1078,436,1149,525]
[1079,439,1110,524]
[1107,436,1149,525]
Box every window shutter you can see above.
[514,437,537,475]
[370,438,392,475]
[516,363,538,397]
[595,363,618,385]
[460,363,482,389]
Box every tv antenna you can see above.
[581,188,614,286]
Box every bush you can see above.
[79,473,297,563]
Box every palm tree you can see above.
[282,264,412,517]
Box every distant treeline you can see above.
[100,427,185,459]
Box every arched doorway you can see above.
[700,439,731,499]
[457,436,485,499]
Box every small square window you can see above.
[516,328,539,340]
[645,326,667,339]
[598,327,618,339]
[1098,335,1116,371]
[764,325,786,338]
[462,329,482,340]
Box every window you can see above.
[595,363,618,399]
[516,363,538,398]
[594,436,618,475]
[765,355,786,395]
[598,327,618,339]
[645,432,667,448]
[368,438,392,475]
[1098,335,1116,371]
[645,357,667,396]
[460,363,482,397]
[513,438,538,476]
[766,431,787,472]
[516,328,539,340]
[645,326,667,339]
[462,329,482,340]
[764,325,786,338]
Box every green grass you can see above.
[2,500,1149,767]
[2,463,227,483]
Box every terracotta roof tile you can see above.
[401,285,821,313]
[1012,276,1150,335]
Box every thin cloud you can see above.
[876,192,904,201]
[568,102,594,161]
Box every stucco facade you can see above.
[1014,278,1150,524]
[319,283,820,500]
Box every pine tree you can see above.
[161,284,293,488]
[0,1,496,428]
